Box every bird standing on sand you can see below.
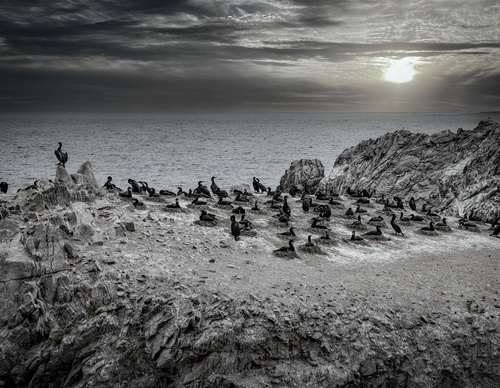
[54,142,68,168]
[390,214,404,236]
[273,239,295,253]
[230,215,241,241]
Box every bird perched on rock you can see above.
[119,187,132,198]
[0,182,8,194]
[54,142,68,168]
[195,181,212,198]
[252,177,267,193]
[128,179,141,193]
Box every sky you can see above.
[1,0,499,113]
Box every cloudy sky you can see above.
[1,0,499,113]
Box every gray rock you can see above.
[279,159,325,194]
[321,120,500,219]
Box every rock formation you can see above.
[1,156,500,387]
[321,119,500,220]
[279,159,324,194]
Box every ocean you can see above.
[0,111,492,193]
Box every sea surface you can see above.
[0,111,493,193]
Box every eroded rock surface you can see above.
[321,120,500,219]
[279,159,324,194]
[1,157,499,388]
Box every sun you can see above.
[384,58,416,84]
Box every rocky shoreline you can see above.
[1,124,500,387]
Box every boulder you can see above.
[279,159,324,194]
[321,120,500,219]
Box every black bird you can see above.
[211,177,229,198]
[316,191,329,201]
[239,214,253,229]
[420,222,435,232]
[468,210,482,222]
[103,176,118,191]
[364,226,382,236]
[132,198,145,208]
[253,177,267,193]
[159,188,176,196]
[390,214,404,236]
[230,215,241,240]
[319,205,332,220]
[410,214,425,222]
[399,212,411,222]
[192,197,207,206]
[147,187,161,197]
[345,207,354,216]
[251,200,260,211]
[200,210,217,222]
[409,197,417,212]
[232,206,246,214]
[427,208,439,217]
[119,187,132,198]
[289,185,299,197]
[355,204,368,214]
[279,227,296,238]
[394,197,406,211]
[196,181,212,198]
[54,142,68,168]
[302,196,311,213]
[490,223,500,237]
[217,197,233,206]
[282,196,291,217]
[305,235,315,247]
[128,179,141,193]
[311,218,327,229]
[166,198,181,208]
[0,182,8,194]
[273,239,295,253]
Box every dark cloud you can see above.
[0,0,499,112]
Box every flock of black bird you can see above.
[1,142,500,254]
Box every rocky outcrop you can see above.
[1,159,500,387]
[321,120,500,219]
[279,159,324,194]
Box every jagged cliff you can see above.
[1,160,500,388]
[321,119,500,219]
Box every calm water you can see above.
[0,111,492,193]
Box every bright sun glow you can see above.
[384,58,416,83]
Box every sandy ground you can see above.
[84,190,500,321]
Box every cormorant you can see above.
[273,239,295,253]
[351,231,364,241]
[0,182,8,194]
[230,215,241,240]
[409,197,417,212]
[420,222,435,232]
[166,198,181,208]
[390,214,404,236]
[54,142,68,168]
[119,187,132,198]
[200,210,217,222]
[128,179,141,193]
[364,226,382,236]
